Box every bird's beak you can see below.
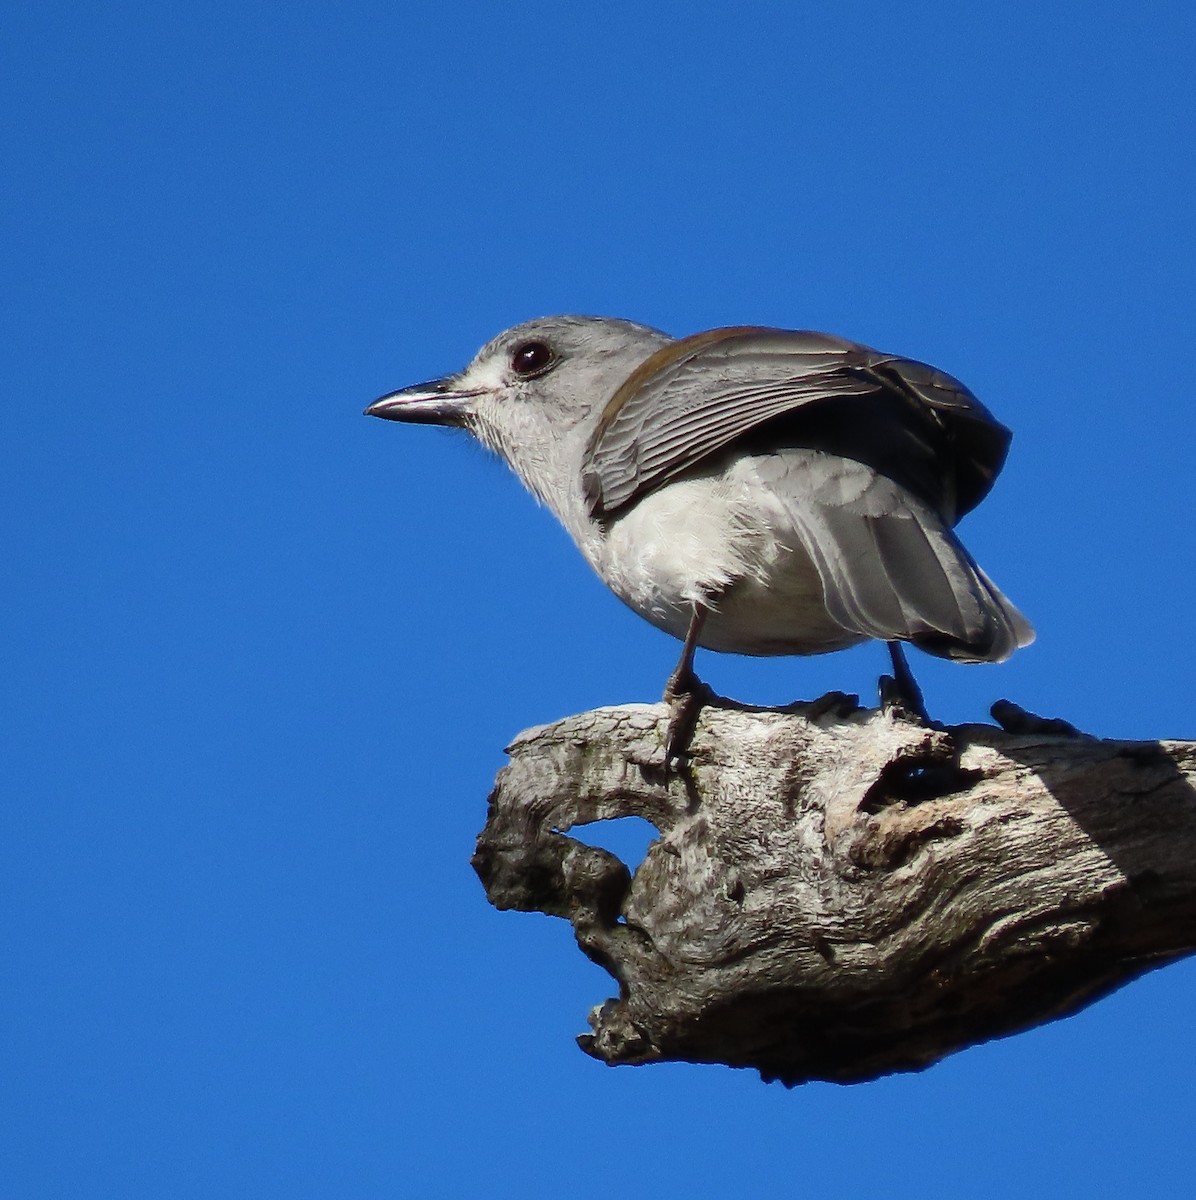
[364,377,480,426]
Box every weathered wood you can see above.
[471,697,1196,1085]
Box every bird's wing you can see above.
[582,327,1011,522]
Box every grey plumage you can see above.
[367,315,1032,700]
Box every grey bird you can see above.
[367,316,1032,749]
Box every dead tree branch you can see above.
[471,697,1196,1085]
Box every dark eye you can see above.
[510,340,555,378]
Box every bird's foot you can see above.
[662,672,714,765]
[880,642,931,723]
[878,673,931,723]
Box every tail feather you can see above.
[765,453,1033,662]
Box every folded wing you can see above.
[582,327,1012,524]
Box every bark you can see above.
[471,696,1196,1086]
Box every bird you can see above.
[366,316,1032,755]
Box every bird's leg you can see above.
[880,641,930,723]
[664,606,707,699]
[663,606,711,762]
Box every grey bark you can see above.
[471,696,1196,1086]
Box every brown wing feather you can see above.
[582,328,1011,522]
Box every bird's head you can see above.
[367,316,671,507]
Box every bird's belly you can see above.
[589,468,862,657]
[702,563,864,656]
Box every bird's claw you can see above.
[880,642,931,723]
[878,672,931,724]
[662,676,713,765]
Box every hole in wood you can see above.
[565,815,661,874]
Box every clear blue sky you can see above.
[5,2,1195,1196]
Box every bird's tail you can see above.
[909,564,1034,663]
[782,481,1034,663]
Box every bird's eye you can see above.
[510,340,555,378]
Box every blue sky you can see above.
[4,2,1195,1196]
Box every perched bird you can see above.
[367,316,1032,749]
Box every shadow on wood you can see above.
[471,696,1196,1086]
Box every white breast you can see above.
[586,453,862,656]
